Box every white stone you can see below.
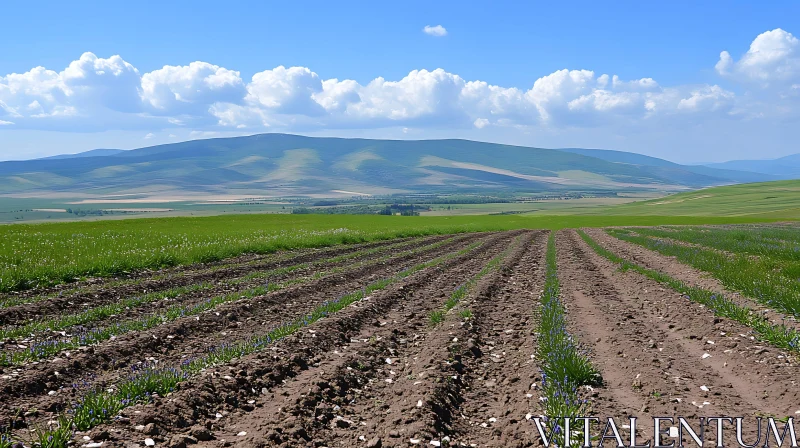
[144,439,156,447]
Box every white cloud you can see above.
[141,62,245,114]
[144,132,155,139]
[0,120,13,125]
[716,28,800,85]
[0,29,798,140]
[423,25,447,37]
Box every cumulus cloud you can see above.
[716,28,800,85]
[423,25,447,37]
[141,62,245,114]
[1,29,798,136]
[245,66,327,115]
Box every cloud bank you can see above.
[1,29,798,137]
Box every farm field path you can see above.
[584,228,800,331]
[88,230,526,447]
[0,233,488,426]
[560,230,800,444]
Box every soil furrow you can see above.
[450,231,547,447]
[587,228,800,330]
[81,230,527,448]
[0,233,488,420]
[558,230,799,444]
[0,234,453,353]
[0,236,436,325]
[185,231,540,448]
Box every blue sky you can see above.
[2,0,799,163]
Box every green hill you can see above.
[558,180,800,218]
[0,134,777,198]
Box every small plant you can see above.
[535,233,601,446]
[31,415,74,448]
[0,433,13,448]
[458,309,473,319]
[428,310,445,325]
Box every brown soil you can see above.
[80,230,528,447]
[585,228,800,330]
[0,234,457,356]
[0,233,489,424]
[2,227,798,448]
[557,229,800,445]
[0,236,442,325]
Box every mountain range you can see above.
[0,134,788,198]
[704,154,800,178]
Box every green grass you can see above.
[626,225,800,261]
[607,228,800,318]
[534,233,599,447]
[572,180,800,218]
[577,230,800,354]
[0,213,785,295]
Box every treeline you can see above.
[291,204,430,216]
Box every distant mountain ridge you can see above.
[704,153,800,178]
[558,148,778,184]
[0,134,782,198]
[39,149,128,160]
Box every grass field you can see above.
[0,212,790,295]
[562,180,800,217]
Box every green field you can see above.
[0,211,790,294]
[2,180,800,294]
[559,180,800,217]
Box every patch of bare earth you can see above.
[585,228,800,331]
[1,233,487,431]
[63,231,527,447]
[558,230,799,445]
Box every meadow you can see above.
[0,212,785,294]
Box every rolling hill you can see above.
[559,179,800,218]
[0,134,779,199]
[704,153,800,178]
[558,148,777,184]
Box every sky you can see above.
[1,0,799,163]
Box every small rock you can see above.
[237,431,247,436]
[143,423,159,436]
[191,427,215,442]
[89,429,111,440]
[366,437,382,448]
[144,439,155,447]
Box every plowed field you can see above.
[1,227,798,448]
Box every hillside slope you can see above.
[0,134,771,198]
[564,179,800,217]
[558,148,776,184]
[705,153,800,178]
